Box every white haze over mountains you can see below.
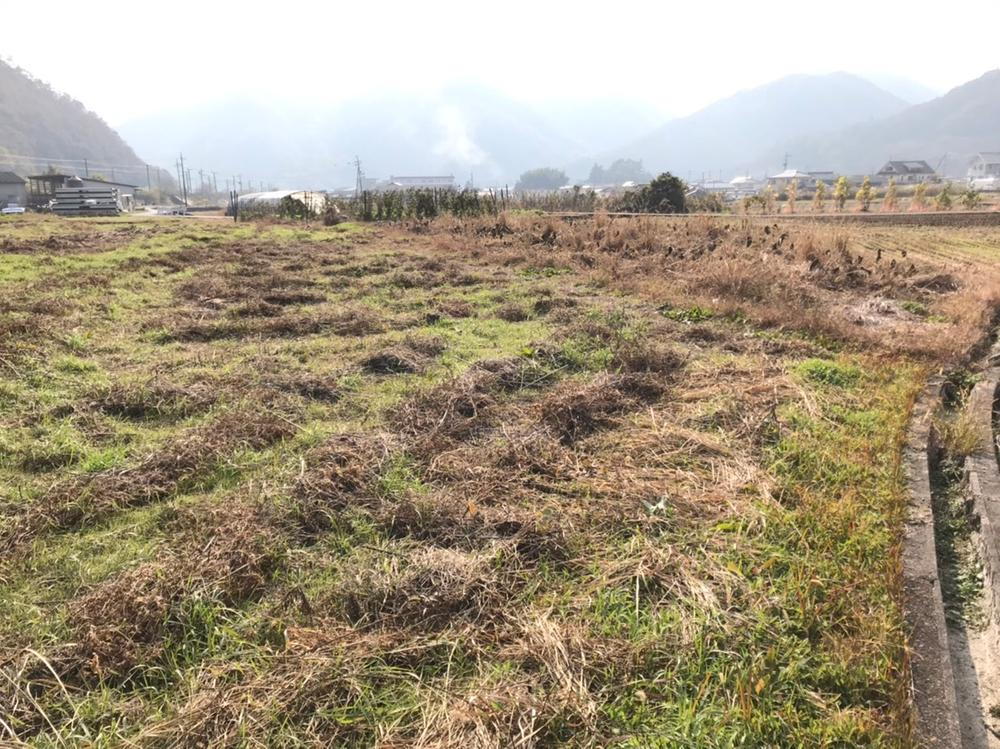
[118,73,960,189]
[2,0,998,187]
[118,83,673,188]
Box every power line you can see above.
[0,148,350,193]
[0,151,152,170]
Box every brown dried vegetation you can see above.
[3,408,296,552]
[4,214,1000,745]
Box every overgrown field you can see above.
[2,212,999,746]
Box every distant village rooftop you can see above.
[877,160,935,175]
[387,175,455,188]
[768,169,814,180]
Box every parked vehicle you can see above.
[1,204,26,214]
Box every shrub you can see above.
[786,179,798,213]
[855,176,874,212]
[812,180,826,212]
[833,176,849,212]
[614,172,687,214]
[961,187,982,210]
[883,178,898,212]
[936,183,953,211]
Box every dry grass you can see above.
[88,379,218,421]
[362,335,447,375]
[446,213,1000,364]
[2,213,998,745]
[68,500,284,681]
[2,407,297,553]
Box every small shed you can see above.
[0,171,27,208]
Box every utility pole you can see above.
[83,158,89,177]
[179,153,188,207]
[211,172,217,194]
[354,156,363,197]
[145,164,151,190]
[198,169,204,194]
[238,174,243,192]
[783,153,790,170]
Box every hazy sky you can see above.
[2,0,999,125]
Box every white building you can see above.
[727,175,760,197]
[767,169,814,190]
[968,152,1000,180]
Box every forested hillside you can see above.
[0,60,147,183]
[776,69,1000,176]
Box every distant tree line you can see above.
[588,158,651,185]
[514,168,569,191]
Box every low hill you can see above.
[0,60,148,184]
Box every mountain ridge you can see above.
[598,72,910,178]
[776,69,1000,176]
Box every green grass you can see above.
[573,357,924,746]
[796,358,862,388]
[0,214,962,745]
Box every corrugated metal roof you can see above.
[769,169,812,179]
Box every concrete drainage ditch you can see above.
[906,343,1000,748]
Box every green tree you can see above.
[854,176,874,212]
[961,186,982,210]
[936,182,953,211]
[588,158,651,185]
[616,172,687,213]
[883,178,898,212]
[912,181,928,211]
[515,168,568,192]
[812,180,827,212]
[786,179,798,213]
[833,176,849,212]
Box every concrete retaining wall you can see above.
[902,377,963,748]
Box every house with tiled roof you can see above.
[875,160,937,184]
